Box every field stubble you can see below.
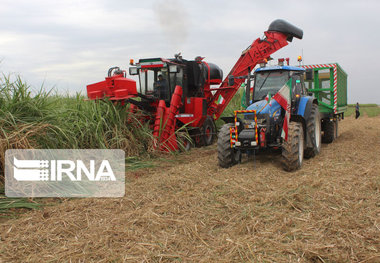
[0,116,379,262]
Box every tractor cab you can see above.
[252,65,306,103]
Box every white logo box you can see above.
[5,149,125,197]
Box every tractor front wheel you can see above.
[218,123,241,168]
[281,122,304,172]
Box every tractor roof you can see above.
[255,65,305,73]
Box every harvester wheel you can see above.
[322,119,334,144]
[183,138,192,151]
[281,122,304,171]
[203,116,216,146]
[190,128,204,147]
[304,104,321,159]
[177,131,193,152]
[218,123,241,168]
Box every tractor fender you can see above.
[296,96,315,120]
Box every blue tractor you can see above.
[218,62,322,171]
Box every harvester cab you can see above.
[129,58,182,103]
[128,56,223,107]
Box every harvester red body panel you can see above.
[87,73,137,100]
[86,19,303,152]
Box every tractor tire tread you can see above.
[217,124,238,168]
[281,122,303,172]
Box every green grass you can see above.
[126,156,156,171]
[215,88,245,129]
[0,73,153,153]
[0,73,155,216]
[346,104,380,117]
[0,197,42,218]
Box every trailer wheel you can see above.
[218,123,241,168]
[334,119,339,139]
[322,119,334,144]
[203,116,216,146]
[304,104,321,159]
[281,122,304,171]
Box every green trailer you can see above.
[303,63,348,143]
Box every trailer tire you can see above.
[322,120,334,144]
[334,119,339,139]
[203,116,216,146]
[304,104,321,159]
[218,123,241,168]
[281,122,304,171]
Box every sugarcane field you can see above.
[1,1,379,262]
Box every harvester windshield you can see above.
[139,68,170,100]
[253,71,289,101]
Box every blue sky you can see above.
[1,0,380,103]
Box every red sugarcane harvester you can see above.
[86,19,303,151]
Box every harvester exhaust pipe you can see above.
[268,19,303,42]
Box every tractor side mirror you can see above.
[305,68,313,81]
[129,67,139,75]
[228,75,235,86]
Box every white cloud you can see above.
[0,0,379,103]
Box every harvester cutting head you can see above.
[268,19,303,42]
[86,67,137,101]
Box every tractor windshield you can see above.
[253,70,290,101]
[139,67,170,100]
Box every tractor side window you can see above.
[292,75,303,96]
[301,80,307,95]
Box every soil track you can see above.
[1,116,379,262]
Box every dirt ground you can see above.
[1,115,379,262]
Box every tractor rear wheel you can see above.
[218,123,241,168]
[281,122,304,171]
[322,119,334,143]
[304,104,321,159]
[203,116,216,146]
